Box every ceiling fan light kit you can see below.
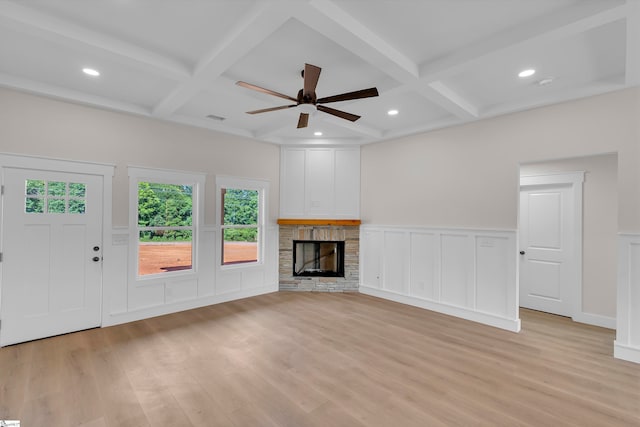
[236,63,379,129]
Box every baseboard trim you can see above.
[360,286,521,332]
[573,312,616,329]
[614,341,640,364]
[104,285,278,327]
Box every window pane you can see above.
[138,230,192,276]
[138,182,193,227]
[223,228,258,264]
[69,182,86,197]
[47,198,66,213]
[26,197,44,213]
[223,188,258,225]
[69,199,86,214]
[26,180,45,195]
[48,181,66,196]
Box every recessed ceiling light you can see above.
[537,77,555,86]
[518,69,536,78]
[82,68,100,77]
[314,131,323,136]
[387,109,399,116]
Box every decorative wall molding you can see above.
[360,225,520,332]
[615,233,640,363]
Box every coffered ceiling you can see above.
[0,0,637,145]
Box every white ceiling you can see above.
[0,0,638,145]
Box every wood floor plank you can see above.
[1,292,640,426]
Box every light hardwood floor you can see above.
[1,292,639,426]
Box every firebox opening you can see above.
[293,240,345,277]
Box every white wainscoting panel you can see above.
[410,232,437,300]
[440,234,472,308]
[361,229,383,289]
[476,235,512,318]
[383,231,409,294]
[360,225,520,332]
[615,233,640,364]
[103,225,278,327]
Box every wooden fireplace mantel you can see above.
[277,218,361,226]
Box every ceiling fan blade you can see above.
[316,105,360,122]
[297,113,309,128]
[303,63,321,98]
[246,104,296,114]
[317,87,379,104]
[236,81,297,103]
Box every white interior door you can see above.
[519,174,582,317]
[1,168,103,346]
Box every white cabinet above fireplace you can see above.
[280,146,360,219]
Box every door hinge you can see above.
[0,252,2,262]
[0,185,4,195]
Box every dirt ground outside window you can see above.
[138,242,258,275]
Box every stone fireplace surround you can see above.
[278,219,360,292]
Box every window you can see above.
[129,167,204,278]
[25,179,86,214]
[218,177,268,266]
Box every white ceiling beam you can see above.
[296,0,419,83]
[625,1,640,86]
[0,2,189,80]
[168,114,254,139]
[152,2,295,118]
[0,72,151,116]
[317,113,383,139]
[420,81,478,120]
[419,1,632,82]
[481,81,625,119]
[382,116,464,141]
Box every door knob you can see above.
[92,256,101,262]
[519,251,525,255]
[93,246,100,252]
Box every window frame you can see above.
[216,176,268,269]
[128,167,205,282]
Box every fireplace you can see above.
[293,240,345,277]
[278,219,359,292]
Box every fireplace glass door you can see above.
[293,240,345,277]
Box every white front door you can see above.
[1,168,103,346]
[519,173,582,317]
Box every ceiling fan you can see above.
[236,63,379,129]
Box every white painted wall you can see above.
[361,88,640,231]
[520,154,618,322]
[0,88,280,325]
